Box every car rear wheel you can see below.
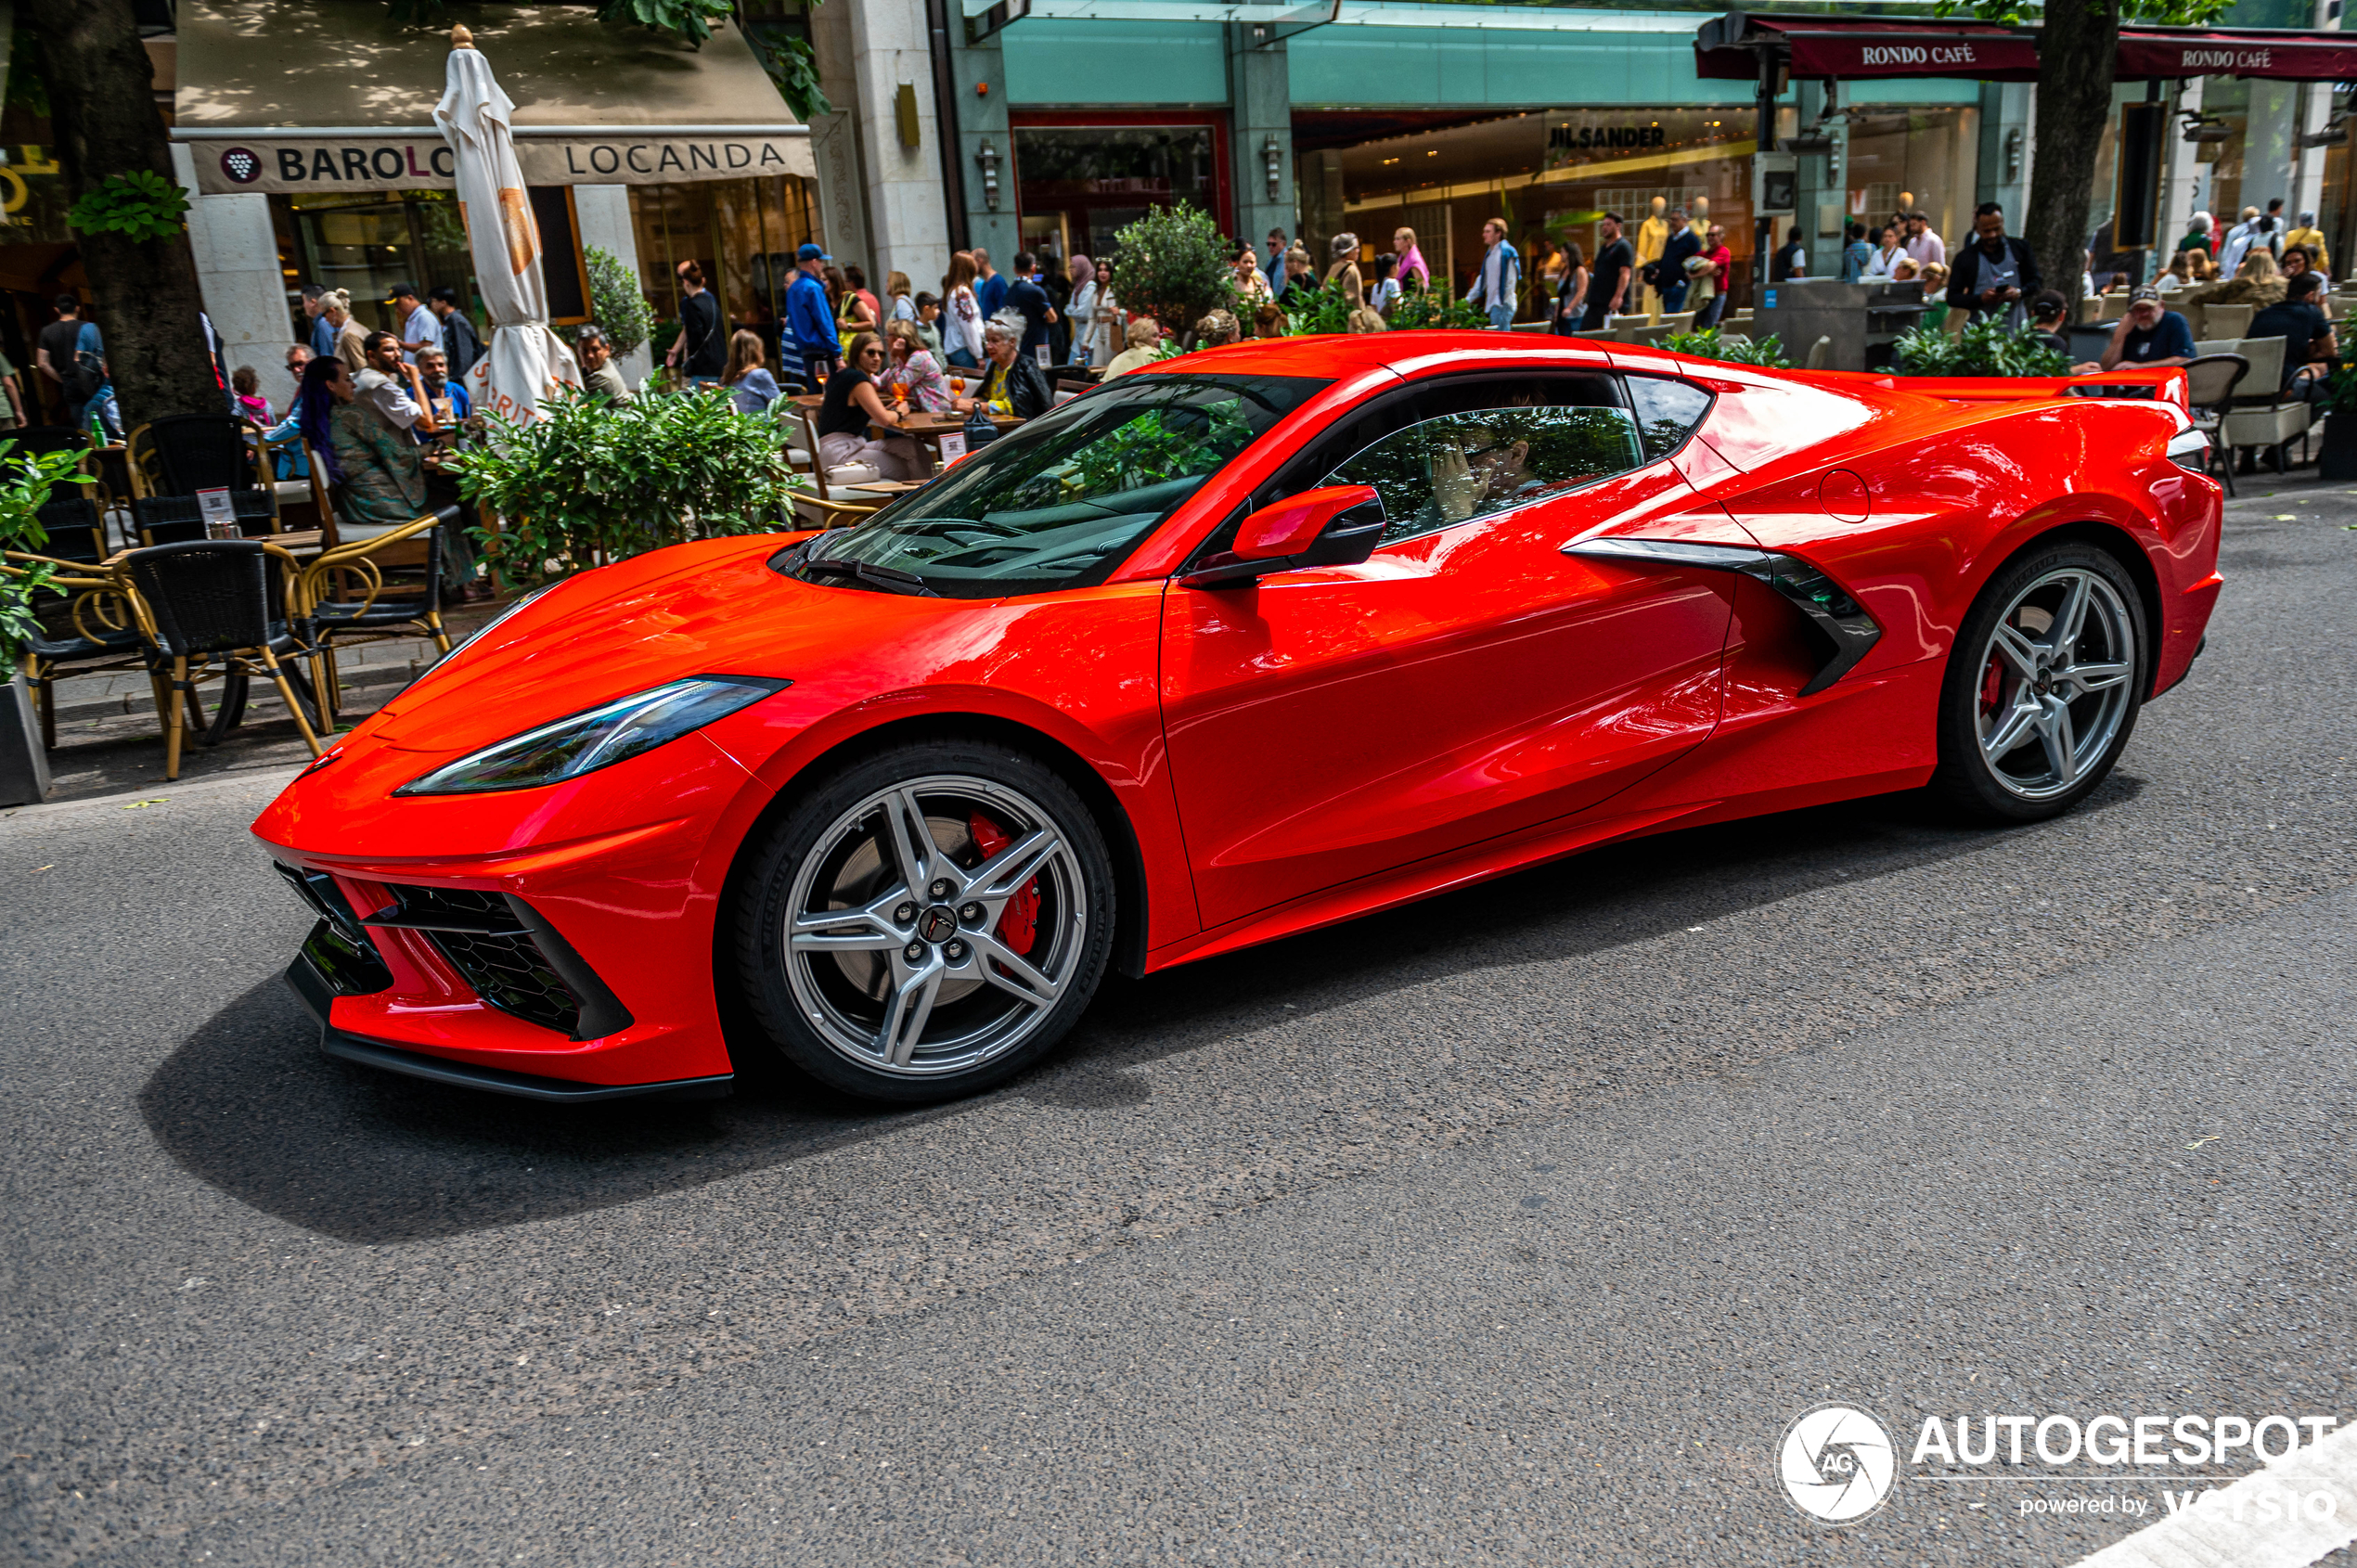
[1931,542,2147,824]
[735,739,1115,1102]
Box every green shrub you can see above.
[1660,328,1792,368]
[1110,206,1239,335]
[0,442,97,663]
[1893,320,2071,378]
[450,388,801,588]
[585,245,656,358]
[1380,283,1493,332]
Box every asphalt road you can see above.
[4,482,2353,1566]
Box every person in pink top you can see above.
[1902,211,1946,269]
[1393,225,1431,291]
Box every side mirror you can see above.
[1181,484,1385,587]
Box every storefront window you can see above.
[1844,107,1980,254]
[277,189,482,339]
[630,176,818,365]
[1312,109,1756,311]
[1013,122,1227,264]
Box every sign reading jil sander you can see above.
[190,133,809,194]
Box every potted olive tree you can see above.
[1,443,89,806]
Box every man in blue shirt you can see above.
[784,242,841,390]
[1002,252,1059,360]
[1462,217,1521,329]
[973,247,1008,322]
[2075,287,2196,374]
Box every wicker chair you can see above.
[120,539,323,778]
[9,425,88,458]
[4,539,150,751]
[297,507,457,723]
[125,415,269,503]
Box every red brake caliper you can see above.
[967,813,1039,956]
[1978,648,2006,717]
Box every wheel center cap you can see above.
[918,906,959,945]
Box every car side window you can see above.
[1322,403,1647,544]
[1626,375,1715,461]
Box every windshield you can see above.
[790,372,1329,598]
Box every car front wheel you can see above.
[735,739,1115,1102]
[1931,541,2148,824]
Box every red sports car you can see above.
[257,334,2222,1105]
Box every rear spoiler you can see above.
[1856,367,2189,411]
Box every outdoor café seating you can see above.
[298,507,457,724]
[118,538,324,779]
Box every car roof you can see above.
[1127,330,1621,379]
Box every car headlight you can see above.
[393,675,791,796]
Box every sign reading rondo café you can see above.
[192,132,807,195]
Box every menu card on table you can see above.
[198,488,238,539]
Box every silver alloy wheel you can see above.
[782,773,1085,1078]
[1973,567,2137,801]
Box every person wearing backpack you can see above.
[37,294,101,427]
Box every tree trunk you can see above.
[28,0,221,430]
[2025,0,2122,304]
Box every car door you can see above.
[1158,369,1745,931]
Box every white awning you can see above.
[174,0,812,195]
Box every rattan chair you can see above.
[3,546,150,751]
[120,539,323,778]
[125,415,269,502]
[32,497,107,565]
[297,507,457,723]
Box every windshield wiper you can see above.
[800,555,938,597]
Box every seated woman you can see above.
[816,330,932,482]
[880,319,950,412]
[952,320,1053,418]
[299,354,476,591]
[725,329,781,415]
[2184,250,2286,310]
[1101,317,1165,378]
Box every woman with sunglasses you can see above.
[815,330,932,482]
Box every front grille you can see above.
[383,885,582,1035]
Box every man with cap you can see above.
[784,242,841,391]
[2074,287,2196,375]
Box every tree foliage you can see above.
[387,0,735,47]
[66,169,188,244]
[585,245,656,358]
[1110,207,1239,335]
[450,390,801,588]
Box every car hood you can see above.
[361,536,975,759]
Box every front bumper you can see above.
[282,919,732,1103]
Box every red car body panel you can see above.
[254,334,2222,1092]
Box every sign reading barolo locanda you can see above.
[190,131,808,194]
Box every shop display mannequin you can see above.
[1636,196,1670,321]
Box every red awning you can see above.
[2116,28,2357,81]
[1694,14,2039,83]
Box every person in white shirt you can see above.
[391,283,439,367]
[354,330,436,439]
[2217,206,2262,277]
[1902,212,1946,269]
[1863,223,1906,279]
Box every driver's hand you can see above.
[1432,440,1479,521]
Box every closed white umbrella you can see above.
[434,25,581,427]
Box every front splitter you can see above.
[281,950,733,1104]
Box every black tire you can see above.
[732,737,1116,1103]
[1929,540,2148,824]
